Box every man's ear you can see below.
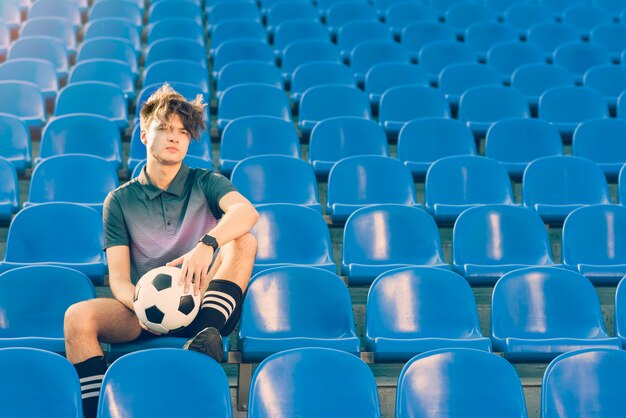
[140,127,147,145]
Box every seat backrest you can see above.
[418,40,476,77]
[99,349,232,418]
[562,4,612,35]
[281,40,341,75]
[401,21,455,54]
[380,85,451,122]
[77,37,138,74]
[143,60,209,94]
[0,114,31,172]
[89,0,143,28]
[8,36,68,76]
[217,61,282,95]
[20,17,77,52]
[300,84,372,123]
[446,2,497,34]
[459,85,530,124]
[0,81,45,120]
[326,1,378,33]
[539,86,608,123]
[503,3,555,33]
[385,2,438,34]
[291,61,356,99]
[583,64,626,101]
[552,41,611,80]
[590,22,626,58]
[148,1,203,25]
[147,18,205,46]
[396,348,528,418]
[217,84,291,123]
[542,349,626,418]
[55,81,128,121]
[0,58,58,92]
[511,63,574,100]
[266,0,319,30]
[83,18,141,52]
[69,59,134,93]
[365,62,429,101]
[486,41,545,79]
[29,0,81,26]
[527,22,579,57]
[144,38,207,68]
[438,62,502,99]
[337,20,393,55]
[274,20,329,51]
[207,1,261,26]
[209,19,267,54]
[213,39,274,75]
[248,348,381,418]
[0,157,17,210]
[465,21,519,58]
[349,40,411,77]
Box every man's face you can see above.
[141,113,191,166]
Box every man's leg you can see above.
[64,298,143,418]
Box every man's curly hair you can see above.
[139,83,207,140]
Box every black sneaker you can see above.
[183,327,224,362]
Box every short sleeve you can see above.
[198,170,238,218]
[103,192,130,249]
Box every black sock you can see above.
[187,279,243,337]
[74,356,107,418]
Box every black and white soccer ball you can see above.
[133,266,201,335]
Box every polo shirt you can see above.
[103,164,236,283]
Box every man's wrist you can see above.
[199,234,219,251]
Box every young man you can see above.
[64,84,259,418]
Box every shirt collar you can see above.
[138,164,190,200]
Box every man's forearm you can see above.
[208,203,259,247]
[110,277,136,311]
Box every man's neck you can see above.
[145,161,181,190]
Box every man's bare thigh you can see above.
[87,298,144,344]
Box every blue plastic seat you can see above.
[69,59,136,103]
[273,20,329,53]
[538,86,608,140]
[396,348,528,418]
[99,349,232,418]
[207,1,261,28]
[336,20,393,61]
[82,18,141,54]
[562,4,612,38]
[0,1,20,33]
[144,38,207,69]
[0,348,82,417]
[88,0,143,31]
[542,348,626,418]
[398,117,477,179]
[20,17,77,59]
[231,155,320,211]
[216,61,282,99]
[418,40,476,84]
[425,156,514,224]
[260,0,308,13]
[526,22,579,60]
[248,348,380,418]
[250,204,335,275]
[299,85,372,137]
[385,2,438,38]
[597,0,626,17]
[589,23,626,63]
[54,82,129,133]
[77,37,138,79]
[572,119,626,180]
[452,205,555,285]
[438,63,502,110]
[147,0,202,26]
[485,117,563,179]
[240,266,360,362]
[326,1,379,36]
[327,156,418,223]
[309,117,389,177]
[503,3,555,37]
[615,277,626,346]
[25,155,119,212]
[0,114,31,176]
[266,1,319,34]
[281,40,341,82]
[209,19,267,57]
[523,156,610,224]
[486,41,545,82]
[213,39,274,77]
[0,58,58,106]
[0,81,45,131]
[379,85,451,138]
[510,63,574,112]
[401,22,456,61]
[343,204,447,285]
[8,36,69,82]
[349,40,411,85]
[459,85,530,137]
[583,64,626,111]
[28,0,81,30]
[146,18,205,45]
[219,115,300,176]
[217,84,291,134]
[0,157,17,223]
[552,41,611,83]
[143,60,210,98]
[364,62,429,110]
[0,266,95,352]
[492,267,620,361]
[562,205,626,285]
[464,21,519,62]
[291,61,356,104]
[0,203,106,283]
[446,2,498,37]
[367,267,491,362]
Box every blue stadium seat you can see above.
[82,18,141,54]
[401,21,456,61]
[28,0,81,30]
[365,62,428,110]
[398,117,476,179]
[485,117,563,179]
[527,22,579,61]
[343,204,447,285]
[317,0,368,15]
[492,267,620,361]
[438,63,502,110]
[144,38,207,69]
[385,2,438,38]
[572,118,626,180]
[143,60,210,98]
[453,205,555,285]
[260,0,308,13]
[248,348,380,418]
[213,39,274,77]
[0,81,45,131]
[250,204,335,274]
[69,59,136,103]
[419,40,477,84]
[25,155,119,212]
[336,20,393,61]
[216,61,282,99]
[430,0,476,14]
[523,156,609,224]
[562,4,612,38]
[299,85,372,137]
[326,1,379,37]
[503,3,555,37]
[0,114,31,176]
[273,20,329,53]
[327,156,418,223]
[589,23,626,63]
[217,84,291,134]
[99,349,232,418]
[562,205,626,285]
[542,348,626,418]
[281,40,341,82]
[77,37,138,80]
[458,85,530,137]
[0,58,58,107]
[240,266,360,362]
[206,0,254,13]
[425,156,514,224]
[20,17,77,59]
[0,266,95,353]
[291,61,356,104]
[231,155,321,212]
[486,41,545,82]
[0,1,21,34]
[146,18,205,45]
[219,115,299,176]
[147,0,202,26]
[88,0,143,32]
[266,0,319,34]
[511,63,574,113]
[39,114,122,169]
[131,155,214,179]
[379,85,451,138]
[207,0,261,28]
[309,117,389,177]
[583,64,626,111]
[349,40,411,85]
[446,2,498,37]
[396,348,528,418]
[209,20,267,57]
[0,348,82,417]
[552,41,611,83]
[0,203,106,283]
[8,36,69,82]
[596,0,626,17]
[0,157,17,223]
[540,0,589,13]
[464,21,519,62]
[367,267,491,362]
[538,86,608,141]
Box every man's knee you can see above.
[224,233,257,258]
[64,301,97,337]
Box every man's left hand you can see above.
[166,243,214,296]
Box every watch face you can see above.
[202,235,217,249]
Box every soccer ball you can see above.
[133,266,201,335]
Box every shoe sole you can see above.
[184,327,224,362]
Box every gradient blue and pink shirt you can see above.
[103,164,236,283]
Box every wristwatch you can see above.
[199,234,219,251]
